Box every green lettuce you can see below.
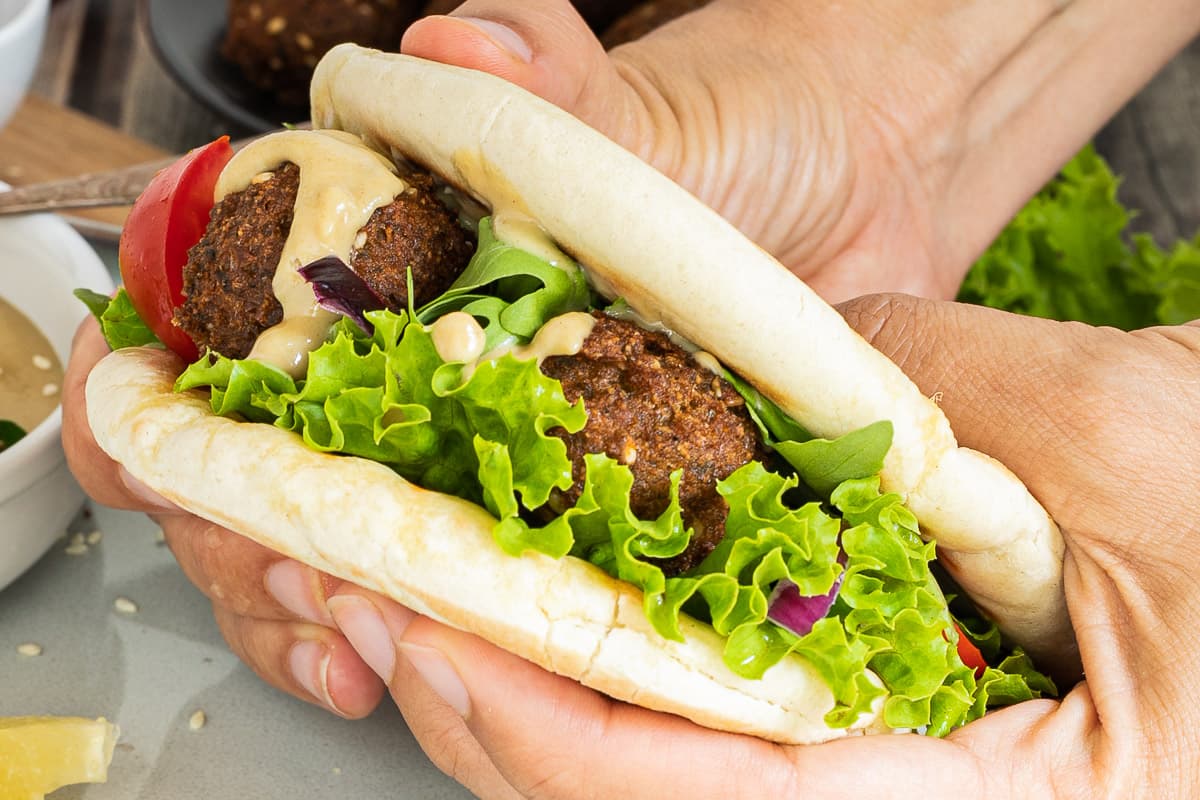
[95,213,1051,734]
[177,305,1045,732]
[417,216,592,346]
[75,287,162,350]
[959,145,1200,327]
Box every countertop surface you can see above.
[1,501,472,799]
[0,243,473,797]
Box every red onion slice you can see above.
[767,551,847,637]
[299,256,387,334]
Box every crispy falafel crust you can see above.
[542,313,765,575]
[174,163,473,359]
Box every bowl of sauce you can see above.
[1,297,64,446]
[0,194,112,590]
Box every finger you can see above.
[158,511,338,625]
[212,605,385,719]
[327,588,523,799]
[63,317,177,511]
[400,0,658,162]
[837,293,1200,555]
[344,600,1015,800]
[837,294,1119,499]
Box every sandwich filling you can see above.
[89,130,1053,735]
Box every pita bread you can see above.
[309,45,1076,674]
[85,45,1076,744]
[87,346,886,744]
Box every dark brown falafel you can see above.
[349,172,476,310]
[222,0,419,108]
[174,163,300,360]
[540,312,765,575]
[174,162,474,359]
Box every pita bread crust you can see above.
[88,347,884,744]
[308,45,1076,673]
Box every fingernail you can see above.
[118,466,178,511]
[266,560,334,626]
[327,595,398,682]
[455,17,533,63]
[399,642,471,719]
[289,639,341,713]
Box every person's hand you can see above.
[324,297,1200,799]
[400,0,1200,302]
[63,317,387,719]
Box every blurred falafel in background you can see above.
[220,0,713,110]
[222,0,419,107]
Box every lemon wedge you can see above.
[0,716,118,799]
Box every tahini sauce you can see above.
[428,311,596,378]
[0,297,64,431]
[218,129,406,375]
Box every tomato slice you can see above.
[118,137,234,361]
[953,623,988,677]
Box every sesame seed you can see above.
[86,530,103,546]
[114,596,139,614]
[188,710,207,730]
[265,15,286,34]
[32,354,52,370]
[332,767,342,776]
[64,542,89,556]
[295,32,314,50]
[16,643,42,657]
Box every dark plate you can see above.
[138,0,308,134]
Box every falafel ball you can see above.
[222,0,420,108]
[540,312,766,576]
[174,162,475,359]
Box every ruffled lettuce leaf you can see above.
[177,303,1050,733]
[959,145,1200,328]
[75,287,162,350]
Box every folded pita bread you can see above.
[86,44,1075,745]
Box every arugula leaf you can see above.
[417,217,592,346]
[74,288,162,350]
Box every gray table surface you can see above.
[2,506,472,799]
[7,2,1199,798]
[0,241,473,798]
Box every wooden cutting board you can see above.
[0,93,169,232]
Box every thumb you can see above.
[401,0,653,157]
[835,294,1106,485]
[835,293,1200,541]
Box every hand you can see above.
[401,0,1200,302]
[326,297,1200,799]
[62,317,386,718]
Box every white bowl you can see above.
[0,201,113,591]
[0,0,48,130]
